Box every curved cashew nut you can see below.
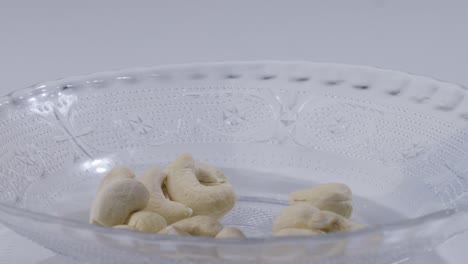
[165,215,223,237]
[289,183,353,218]
[159,225,190,236]
[273,204,321,233]
[215,227,246,239]
[274,228,324,237]
[308,211,365,232]
[113,225,137,231]
[97,166,135,192]
[273,204,364,234]
[127,211,167,233]
[89,178,150,227]
[165,154,236,219]
[195,162,228,185]
[139,167,193,224]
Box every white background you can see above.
[0,1,467,263]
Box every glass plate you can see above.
[0,62,467,263]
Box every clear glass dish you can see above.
[0,61,467,264]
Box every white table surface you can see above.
[0,1,467,263]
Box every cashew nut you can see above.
[195,162,228,185]
[164,215,223,237]
[274,228,324,237]
[273,203,364,234]
[127,211,167,233]
[139,167,193,224]
[272,204,322,233]
[159,225,190,236]
[165,154,236,219]
[215,227,246,239]
[308,210,365,232]
[289,183,353,218]
[89,178,150,227]
[97,166,135,192]
[113,225,137,231]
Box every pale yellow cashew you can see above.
[215,227,246,239]
[274,228,324,237]
[272,204,322,233]
[89,178,149,227]
[127,211,167,233]
[165,154,236,219]
[139,167,193,224]
[159,225,190,236]
[97,166,135,192]
[113,225,137,231]
[289,183,353,218]
[195,162,228,185]
[308,211,365,233]
[163,215,223,237]
[273,204,364,234]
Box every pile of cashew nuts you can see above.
[89,153,244,238]
[273,183,364,236]
[90,153,364,239]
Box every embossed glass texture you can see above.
[0,62,467,263]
